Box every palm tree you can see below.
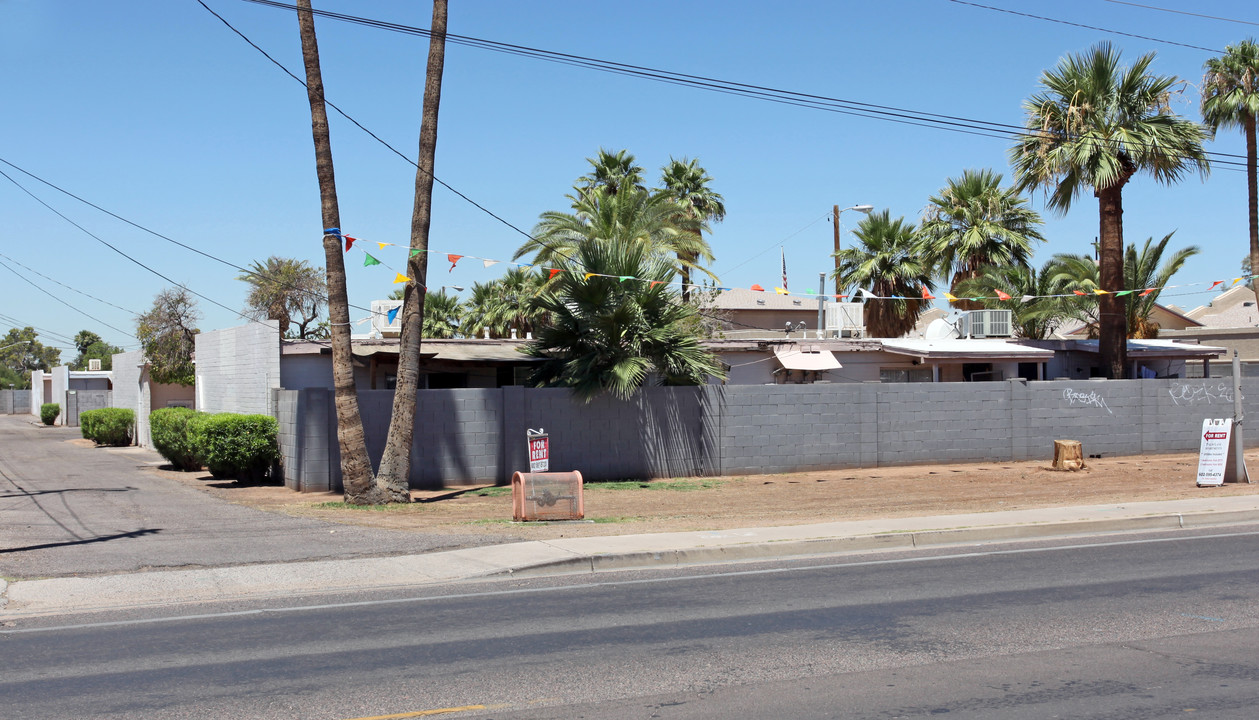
[524,239,724,401]
[387,287,466,338]
[832,210,934,338]
[577,148,645,196]
[1202,39,1259,307]
[461,267,549,339]
[952,261,1073,339]
[376,0,449,503]
[515,185,712,282]
[916,169,1045,311]
[1046,232,1199,339]
[239,256,327,339]
[1010,42,1209,378]
[660,157,726,301]
[296,0,373,501]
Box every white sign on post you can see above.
[1196,418,1232,487]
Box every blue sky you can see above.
[2,0,1256,355]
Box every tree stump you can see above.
[1052,440,1084,471]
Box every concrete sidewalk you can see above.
[5,494,1258,620]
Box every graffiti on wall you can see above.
[1168,382,1233,407]
[1062,388,1113,415]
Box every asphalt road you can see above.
[0,415,509,579]
[3,527,1258,719]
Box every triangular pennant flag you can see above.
[378,242,391,250]
[1210,280,1225,291]
[650,281,662,288]
[716,287,731,292]
[1140,287,1156,296]
[355,316,371,326]
[619,276,632,282]
[804,289,816,295]
[1020,295,1035,303]
[584,273,596,280]
[859,289,876,300]
[1093,288,1109,295]
[483,259,499,268]
[921,286,935,300]
[393,273,412,284]
[447,254,462,271]
[344,236,356,252]
[548,268,561,280]
[387,307,400,324]
[750,284,765,292]
[1233,277,1244,287]
[410,248,423,257]
[944,292,959,302]
[1115,289,1134,296]
[995,290,1012,300]
[775,287,788,295]
[1073,290,1088,296]
[363,253,381,267]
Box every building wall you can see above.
[276,377,1259,491]
[195,321,281,415]
[112,351,147,446]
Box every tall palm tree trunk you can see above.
[376,0,448,499]
[1245,115,1259,309]
[1097,185,1129,378]
[296,0,374,501]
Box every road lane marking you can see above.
[343,705,486,720]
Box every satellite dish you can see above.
[924,318,961,340]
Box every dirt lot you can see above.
[148,448,1259,543]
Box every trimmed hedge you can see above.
[40,403,59,426]
[80,408,135,447]
[150,407,208,471]
[191,413,280,483]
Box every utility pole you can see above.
[832,205,841,298]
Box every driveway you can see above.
[0,415,508,580]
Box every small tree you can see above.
[1,327,60,388]
[239,256,328,339]
[136,287,200,386]
[71,330,122,371]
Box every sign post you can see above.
[527,428,549,473]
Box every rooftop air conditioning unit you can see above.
[824,303,865,338]
[962,309,1012,338]
[87,358,102,371]
[370,300,404,338]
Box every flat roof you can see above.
[880,338,1054,361]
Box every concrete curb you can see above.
[4,505,1259,620]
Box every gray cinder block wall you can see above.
[112,350,151,447]
[195,321,281,415]
[276,376,1259,492]
[0,389,31,414]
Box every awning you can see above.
[773,345,841,371]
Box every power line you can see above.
[0,251,140,317]
[235,0,1249,170]
[0,259,136,339]
[1101,0,1259,28]
[946,0,1223,53]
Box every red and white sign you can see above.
[1196,418,1231,487]
[528,432,549,473]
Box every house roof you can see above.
[282,338,537,364]
[880,338,1054,361]
[773,344,842,370]
[1067,339,1225,358]
[705,287,828,312]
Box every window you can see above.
[880,367,933,383]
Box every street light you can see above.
[0,339,33,352]
[443,285,464,292]
[832,204,873,297]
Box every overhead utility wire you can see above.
[0,166,247,320]
[1101,0,1259,28]
[946,0,1223,53]
[237,0,1249,169]
[0,156,374,318]
[0,250,140,317]
[0,258,136,339]
[0,311,80,347]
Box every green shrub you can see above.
[40,403,59,426]
[79,408,134,447]
[192,413,280,483]
[150,407,207,471]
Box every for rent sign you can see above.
[1196,418,1232,487]
[527,429,549,473]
